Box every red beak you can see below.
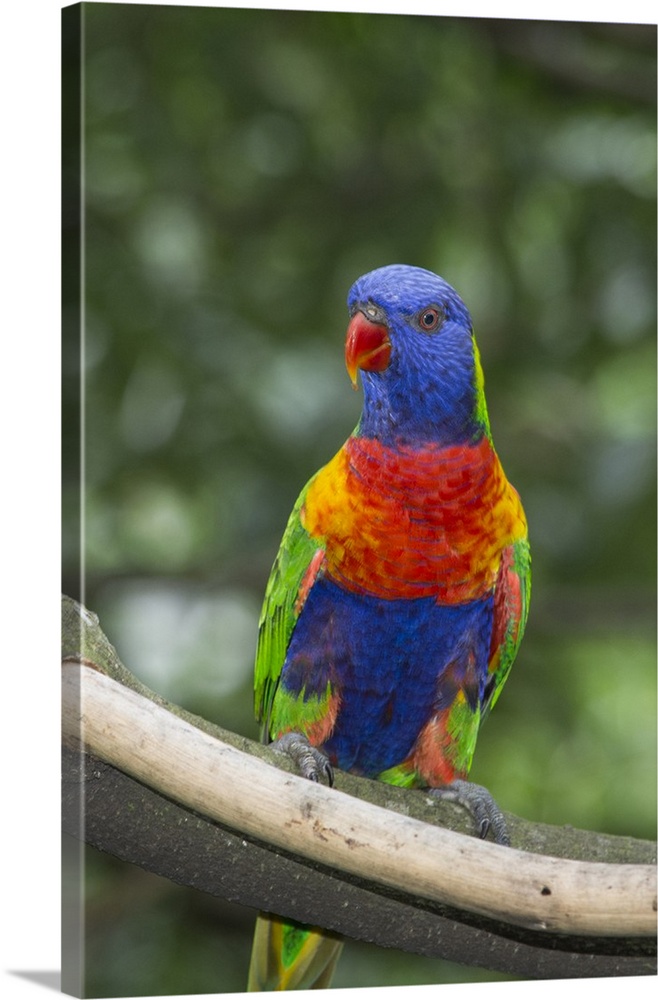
[345,312,391,388]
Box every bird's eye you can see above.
[417,306,443,333]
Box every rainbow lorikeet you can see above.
[247,264,530,991]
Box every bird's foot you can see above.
[430,779,510,846]
[270,731,334,786]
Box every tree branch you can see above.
[62,745,655,980]
[61,596,657,977]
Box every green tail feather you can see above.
[248,913,344,991]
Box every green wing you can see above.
[254,479,325,740]
[482,534,531,722]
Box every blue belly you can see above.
[279,575,493,777]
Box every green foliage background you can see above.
[62,3,656,995]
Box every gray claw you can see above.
[271,731,334,786]
[430,779,510,846]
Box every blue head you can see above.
[345,264,489,447]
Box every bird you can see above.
[247,263,530,991]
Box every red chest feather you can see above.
[303,435,526,603]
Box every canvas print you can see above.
[61,2,657,997]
